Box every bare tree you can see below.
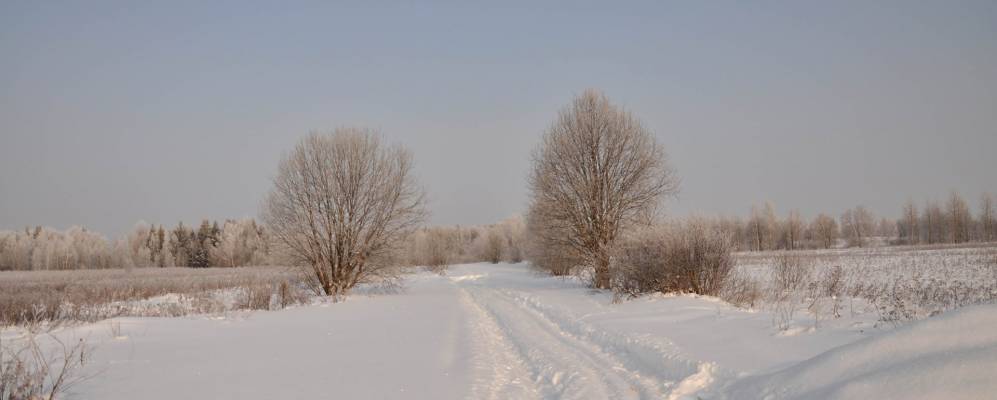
[527,90,678,289]
[981,192,995,242]
[840,206,875,248]
[946,191,972,243]
[809,213,838,249]
[748,202,778,251]
[782,209,803,250]
[477,229,504,264]
[877,217,896,239]
[262,129,427,297]
[900,199,919,245]
[497,216,526,263]
[922,201,946,244]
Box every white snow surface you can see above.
[35,263,996,399]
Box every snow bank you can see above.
[723,304,997,400]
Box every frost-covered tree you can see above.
[0,226,115,270]
[782,209,804,250]
[946,191,972,243]
[899,200,919,245]
[212,219,271,267]
[498,216,526,263]
[921,201,946,244]
[841,206,875,248]
[748,202,779,251]
[809,213,839,249]
[478,229,504,264]
[263,129,427,297]
[877,217,896,239]
[527,90,678,289]
[981,192,995,242]
[127,222,154,268]
[186,220,220,268]
[169,222,193,267]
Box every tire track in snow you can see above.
[497,289,710,379]
[456,285,542,400]
[496,288,725,400]
[459,284,672,399]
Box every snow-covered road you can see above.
[57,263,997,399]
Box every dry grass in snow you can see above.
[732,243,997,327]
[0,267,309,327]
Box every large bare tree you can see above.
[527,90,678,289]
[262,129,427,297]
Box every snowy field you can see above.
[7,262,995,400]
[734,244,997,324]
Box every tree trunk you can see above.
[593,256,611,289]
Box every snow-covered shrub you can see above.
[475,230,504,264]
[612,220,735,297]
[720,269,763,308]
[238,285,274,311]
[870,274,997,326]
[408,227,461,273]
[771,253,813,293]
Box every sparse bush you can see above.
[613,220,735,297]
[238,285,274,311]
[277,280,308,309]
[771,253,813,293]
[720,269,762,308]
[820,265,844,298]
[1,333,91,400]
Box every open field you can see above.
[3,245,996,399]
[733,243,997,325]
[1,262,992,400]
[3,243,995,329]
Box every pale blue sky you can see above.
[2,1,996,237]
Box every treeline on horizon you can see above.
[716,191,995,251]
[0,190,993,272]
[0,219,270,271]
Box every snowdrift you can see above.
[723,304,997,400]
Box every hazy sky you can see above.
[2,1,996,237]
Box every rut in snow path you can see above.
[457,286,543,400]
[454,276,713,400]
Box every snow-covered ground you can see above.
[22,263,996,399]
